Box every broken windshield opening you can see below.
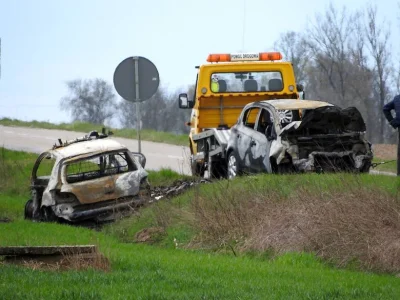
[65,151,135,183]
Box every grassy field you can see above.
[1,148,400,299]
[0,118,188,146]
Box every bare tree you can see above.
[118,85,191,134]
[305,4,361,106]
[118,100,137,128]
[140,88,168,131]
[60,79,117,124]
[273,31,310,84]
[393,2,400,95]
[118,87,168,130]
[364,4,393,142]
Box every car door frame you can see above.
[249,106,276,173]
[232,106,262,173]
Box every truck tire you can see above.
[227,151,240,179]
[191,159,205,177]
[210,162,227,179]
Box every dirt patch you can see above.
[135,227,166,243]
[373,144,397,160]
[1,251,110,272]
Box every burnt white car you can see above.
[24,131,148,223]
[226,100,373,178]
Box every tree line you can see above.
[61,3,399,143]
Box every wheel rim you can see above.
[228,154,237,179]
[277,110,293,124]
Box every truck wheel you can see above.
[227,152,240,179]
[191,160,205,177]
[210,162,227,179]
[24,199,33,219]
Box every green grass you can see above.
[372,158,398,173]
[1,221,399,299]
[1,149,400,299]
[0,148,37,197]
[147,168,193,187]
[0,117,188,146]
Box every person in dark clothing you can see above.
[383,95,400,175]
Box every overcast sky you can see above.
[0,0,398,124]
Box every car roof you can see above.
[257,99,333,110]
[49,138,127,159]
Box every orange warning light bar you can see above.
[207,52,282,62]
[207,54,231,62]
[259,52,282,61]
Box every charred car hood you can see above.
[280,106,366,135]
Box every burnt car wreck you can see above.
[226,100,373,178]
[25,130,148,223]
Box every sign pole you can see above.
[133,57,142,153]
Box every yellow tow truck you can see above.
[178,51,304,178]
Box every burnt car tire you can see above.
[359,161,372,173]
[41,206,57,222]
[227,151,241,179]
[24,199,33,220]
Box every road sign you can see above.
[113,56,160,153]
[113,56,160,102]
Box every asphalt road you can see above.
[0,125,191,175]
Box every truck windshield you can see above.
[210,71,283,93]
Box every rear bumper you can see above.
[56,197,146,222]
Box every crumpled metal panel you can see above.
[52,139,126,159]
[212,129,232,146]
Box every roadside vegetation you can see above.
[0,118,188,146]
[1,148,400,298]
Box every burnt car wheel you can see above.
[24,199,33,219]
[227,152,240,179]
[277,110,293,123]
[41,206,57,222]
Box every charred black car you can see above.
[226,100,373,178]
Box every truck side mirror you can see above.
[178,93,194,109]
[296,84,304,92]
[296,84,306,100]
